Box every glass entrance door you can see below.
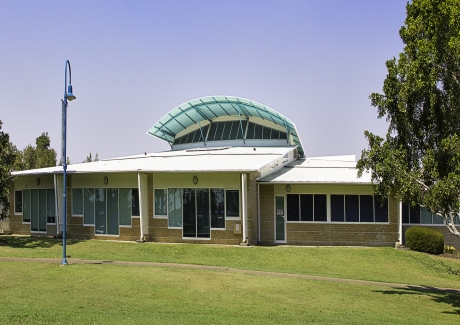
[183,188,210,239]
[275,196,286,242]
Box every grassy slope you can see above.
[0,262,459,325]
[1,237,460,288]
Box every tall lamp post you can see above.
[61,60,76,265]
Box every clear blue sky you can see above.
[0,0,407,163]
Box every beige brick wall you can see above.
[246,172,259,245]
[259,184,399,246]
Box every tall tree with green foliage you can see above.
[14,132,57,171]
[82,152,99,163]
[0,120,16,220]
[357,0,460,237]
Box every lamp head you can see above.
[67,84,76,101]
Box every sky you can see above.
[0,0,407,164]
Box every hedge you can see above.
[406,227,444,255]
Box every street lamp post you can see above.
[61,60,76,265]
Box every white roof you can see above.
[13,146,295,176]
[258,155,372,184]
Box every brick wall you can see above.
[259,184,399,246]
[246,172,259,245]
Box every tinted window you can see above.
[300,194,313,221]
[287,194,300,221]
[331,195,344,222]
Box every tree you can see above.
[357,0,460,237]
[14,132,57,170]
[0,120,16,220]
[82,152,99,163]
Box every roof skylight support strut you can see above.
[235,104,246,145]
[194,108,206,147]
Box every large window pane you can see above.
[402,202,410,223]
[15,191,22,213]
[331,195,344,222]
[314,195,327,221]
[211,189,225,228]
[84,188,95,225]
[31,189,39,231]
[196,189,210,238]
[409,204,420,223]
[46,189,56,224]
[38,189,47,231]
[433,213,444,224]
[300,194,313,221]
[420,206,433,224]
[183,189,196,237]
[246,122,255,139]
[226,190,239,217]
[155,189,167,215]
[229,121,239,140]
[287,194,300,221]
[131,188,140,216]
[359,195,374,222]
[345,195,359,222]
[254,124,263,139]
[119,188,131,226]
[107,188,119,235]
[168,188,182,227]
[374,197,389,222]
[95,188,106,234]
[23,189,30,223]
[72,188,83,215]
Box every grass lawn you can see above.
[1,237,460,324]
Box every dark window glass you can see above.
[214,122,225,141]
[239,120,247,139]
[154,189,167,215]
[300,194,313,221]
[374,197,389,222]
[287,194,300,221]
[331,195,344,222]
[15,191,22,213]
[131,188,140,217]
[38,189,46,231]
[402,202,409,223]
[208,122,218,141]
[279,131,287,140]
[222,122,231,140]
[226,190,239,217]
[196,189,210,238]
[173,137,180,145]
[254,124,263,139]
[119,188,132,226]
[46,189,56,224]
[211,189,225,228]
[229,121,239,140]
[178,134,186,144]
[360,195,374,222]
[314,194,327,221]
[183,188,196,237]
[84,188,95,225]
[200,125,209,142]
[409,204,420,223]
[345,195,359,222]
[246,122,255,139]
[271,130,280,139]
[31,189,39,231]
[189,130,199,143]
[262,126,271,139]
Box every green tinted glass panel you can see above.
[38,189,46,231]
[119,188,131,226]
[168,188,182,227]
[107,188,119,235]
[211,189,225,228]
[155,189,167,215]
[72,188,83,215]
[433,213,444,225]
[95,188,106,234]
[84,188,95,225]
[23,190,31,223]
[420,206,432,224]
[46,189,56,223]
[31,189,39,231]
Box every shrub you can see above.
[444,245,456,254]
[405,227,444,255]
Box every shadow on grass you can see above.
[376,285,460,315]
[0,236,81,249]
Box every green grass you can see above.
[1,236,460,288]
[0,261,459,324]
[1,237,460,324]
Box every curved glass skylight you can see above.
[147,96,305,157]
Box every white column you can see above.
[138,173,148,241]
[241,173,247,243]
[398,200,403,245]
